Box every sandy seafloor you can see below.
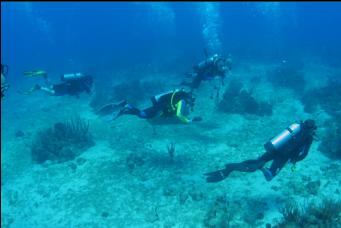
[1,60,341,227]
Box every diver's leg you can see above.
[40,86,56,95]
[224,158,267,173]
[113,104,160,120]
[205,151,274,183]
[226,151,274,173]
[262,157,289,181]
[139,106,160,119]
[205,160,267,183]
[22,84,54,95]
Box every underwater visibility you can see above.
[2,2,341,227]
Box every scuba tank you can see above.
[195,54,218,71]
[61,73,85,81]
[264,122,302,153]
[153,90,173,103]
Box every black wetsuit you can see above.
[205,123,314,182]
[119,90,192,119]
[52,75,93,96]
[183,57,228,89]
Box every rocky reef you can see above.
[31,115,95,164]
[217,79,273,116]
[276,198,341,227]
[301,77,341,118]
[203,195,234,228]
[318,117,341,160]
[267,61,306,93]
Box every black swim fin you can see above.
[97,100,127,116]
[204,168,231,183]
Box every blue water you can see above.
[1,2,341,227]
[2,2,341,85]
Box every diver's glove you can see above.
[191,116,203,122]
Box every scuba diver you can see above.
[1,64,9,99]
[205,119,317,182]
[181,53,232,90]
[98,89,202,124]
[23,72,93,97]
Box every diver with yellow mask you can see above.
[98,89,202,124]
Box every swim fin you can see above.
[96,100,127,116]
[110,106,127,121]
[24,70,48,78]
[204,168,231,183]
[101,108,126,123]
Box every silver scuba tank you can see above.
[196,55,217,70]
[61,73,85,81]
[151,90,173,106]
[197,60,209,69]
[153,90,173,102]
[264,123,301,153]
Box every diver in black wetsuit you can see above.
[98,89,202,124]
[24,73,93,97]
[181,54,232,90]
[205,119,317,182]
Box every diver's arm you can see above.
[175,101,202,123]
[291,137,313,163]
[296,142,312,161]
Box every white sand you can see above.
[1,63,340,227]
